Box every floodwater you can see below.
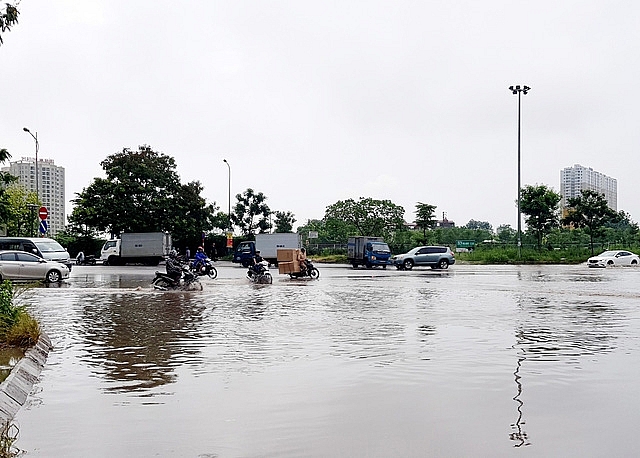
[12,262,640,457]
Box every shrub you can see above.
[0,281,40,348]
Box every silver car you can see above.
[0,250,70,283]
[392,246,456,270]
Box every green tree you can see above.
[520,184,561,250]
[232,188,270,236]
[562,189,616,254]
[0,3,19,45]
[69,145,216,244]
[4,185,39,236]
[465,220,493,232]
[496,224,516,243]
[0,148,18,227]
[324,197,405,239]
[414,202,437,241]
[273,211,296,233]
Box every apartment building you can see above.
[2,157,66,235]
[560,164,617,211]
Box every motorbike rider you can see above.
[193,246,208,271]
[166,249,183,282]
[251,250,266,275]
[297,248,308,273]
[76,251,85,265]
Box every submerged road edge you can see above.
[0,333,52,423]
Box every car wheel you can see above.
[352,263,359,269]
[437,259,449,270]
[403,259,414,270]
[607,260,614,266]
[632,259,638,265]
[46,270,61,283]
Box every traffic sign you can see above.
[38,206,48,220]
[39,220,48,234]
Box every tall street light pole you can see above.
[223,159,231,231]
[509,85,530,260]
[22,127,39,200]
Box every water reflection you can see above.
[510,291,623,446]
[79,291,205,394]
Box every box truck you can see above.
[100,232,172,266]
[347,236,392,268]
[233,233,301,267]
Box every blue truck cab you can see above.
[347,236,392,268]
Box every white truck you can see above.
[100,232,172,266]
[233,233,301,267]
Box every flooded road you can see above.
[12,263,640,457]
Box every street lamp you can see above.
[509,85,530,260]
[22,127,39,200]
[223,159,231,231]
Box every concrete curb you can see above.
[0,333,52,423]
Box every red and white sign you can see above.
[38,206,48,220]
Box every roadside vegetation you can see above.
[0,281,39,349]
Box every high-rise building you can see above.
[560,164,617,211]
[2,157,66,235]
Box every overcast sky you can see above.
[2,1,639,231]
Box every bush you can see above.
[0,281,40,348]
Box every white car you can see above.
[0,250,70,282]
[587,250,640,268]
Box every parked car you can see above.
[0,250,70,283]
[587,250,640,268]
[392,246,455,270]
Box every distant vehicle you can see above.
[347,236,392,268]
[392,246,455,270]
[233,233,301,267]
[0,237,73,271]
[101,232,172,266]
[587,250,640,268]
[0,250,70,283]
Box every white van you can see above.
[0,237,73,271]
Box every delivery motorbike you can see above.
[288,259,320,279]
[247,260,273,284]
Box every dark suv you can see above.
[392,246,455,270]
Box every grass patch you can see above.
[0,281,40,349]
[309,254,347,264]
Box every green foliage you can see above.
[496,224,516,242]
[3,185,39,237]
[520,184,561,250]
[69,145,217,245]
[0,281,39,348]
[324,197,405,240]
[562,190,616,254]
[54,230,105,258]
[232,188,270,236]
[273,211,296,233]
[414,202,437,241]
[0,3,19,45]
[465,219,493,231]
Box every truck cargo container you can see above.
[100,232,172,266]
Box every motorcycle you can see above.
[189,257,218,279]
[289,259,320,279]
[152,267,202,291]
[247,260,273,284]
[76,254,97,266]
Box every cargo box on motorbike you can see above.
[277,248,298,263]
[278,260,300,274]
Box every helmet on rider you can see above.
[169,249,177,258]
[197,246,204,252]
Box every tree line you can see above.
[0,144,636,258]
